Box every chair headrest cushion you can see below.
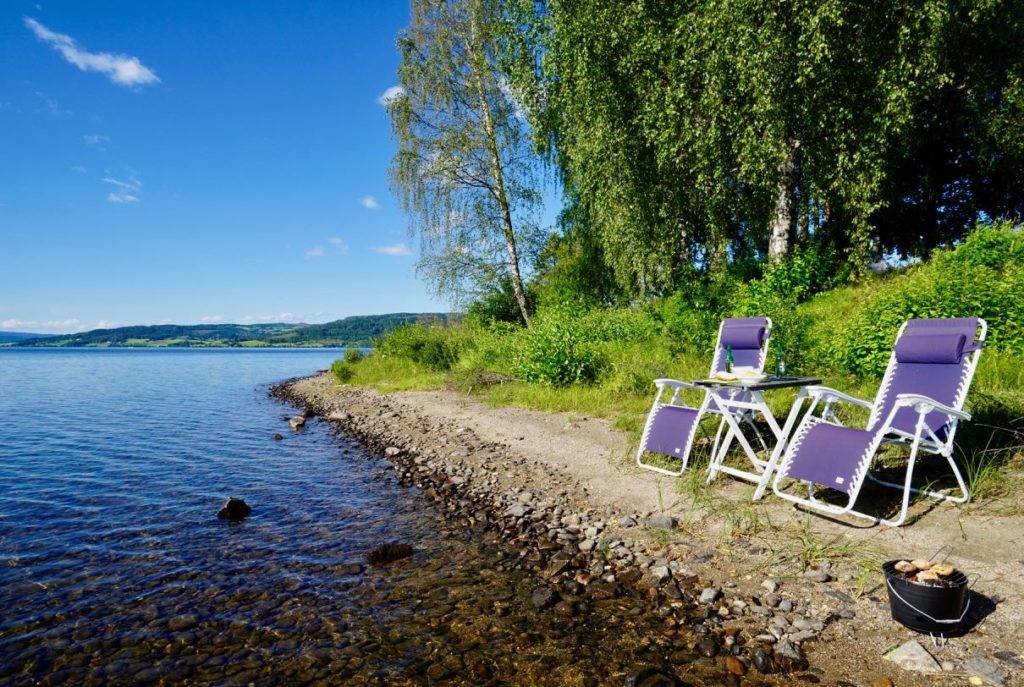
[720,324,765,350]
[894,333,967,364]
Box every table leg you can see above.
[752,387,810,501]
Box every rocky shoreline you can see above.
[273,373,1024,687]
[273,374,899,685]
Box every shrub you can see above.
[374,323,467,371]
[331,359,355,382]
[834,221,1024,377]
[344,348,365,364]
[510,306,605,386]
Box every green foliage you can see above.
[388,0,545,325]
[509,307,606,386]
[343,348,365,364]
[527,0,1024,296]
[331,360,355,383]
[375,323,468,372]
[834,222,1024,376]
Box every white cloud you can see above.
[239,313,303,324]
[95,320,118,329]
[102,175,141,203]
[1,318,86,333]
[305,246,324,258]
[82,134,109,147]
[70,165,87,173]
[34,91,71,116]
[24,17,160,88]
[374,243,412,256]
[328,236,350,255]
[377,85,405,106]
[360,195,380,209]
[200,315,223,324]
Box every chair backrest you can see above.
[867,318,986,439]
[710,317,772,374]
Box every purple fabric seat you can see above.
[642,405,701,458]
[636,316,771,476]
[773,317,985,527]
[783,423,875,495]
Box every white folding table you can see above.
[693,375,822,500]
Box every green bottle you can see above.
[775,342,785,376]
[725,345,734,373]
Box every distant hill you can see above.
[0,331,53,343]
[11,313,457,348]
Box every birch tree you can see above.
[387,0,543,326]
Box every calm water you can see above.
[0,349,748,686]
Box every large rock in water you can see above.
[368,542,414,565]
[218,497,252,521]
[288,416,306,430]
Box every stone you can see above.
[531,586,559,611]
[167,615,197,632]
[752,648,776,674]
[327,411,351,421]
[825,589,854,604]
[764,593,782,608]
[778,599,794,613]
[803,570,830,583]
[993,651,1024,670]
[965,651,1009,686]
[885,640,940,674]
[507,503,530,518]
[217,497,252,521]
[622,667,684,687]
[699,587,721,604]
[273,433,284,441]
[761,579,779,594]
[288,416,305,430]
[367,542,414,565]
[647,514,677,530]
[648,566,672,586]
[774,639,805,667]
[384,446,401,457]
[695,637,719,658]
[725,656,747,676]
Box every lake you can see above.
[0,348,739,686]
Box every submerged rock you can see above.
[217,497,252,521]
[273,433,284,441]
[367,542,414,565]
[288,416,306,430]
[623,666,687,687]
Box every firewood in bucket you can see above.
[894,560,917,574]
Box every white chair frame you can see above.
[772,319,986,527]
[636,317,773,477]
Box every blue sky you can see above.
[0,1,455,333]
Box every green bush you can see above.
[331,359,355,382]
[344,348,365,364]
[375,323,467,371]
[834,221,1024,377]
[510,306,605,386]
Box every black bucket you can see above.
[883,560,969,634]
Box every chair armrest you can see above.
[894,393,971,421]
[653,378,701,392]
[805,385,873,410]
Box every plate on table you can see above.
[712,369,766,384]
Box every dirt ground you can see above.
[286,373,1024,687]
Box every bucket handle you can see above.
[885,579,971,625]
